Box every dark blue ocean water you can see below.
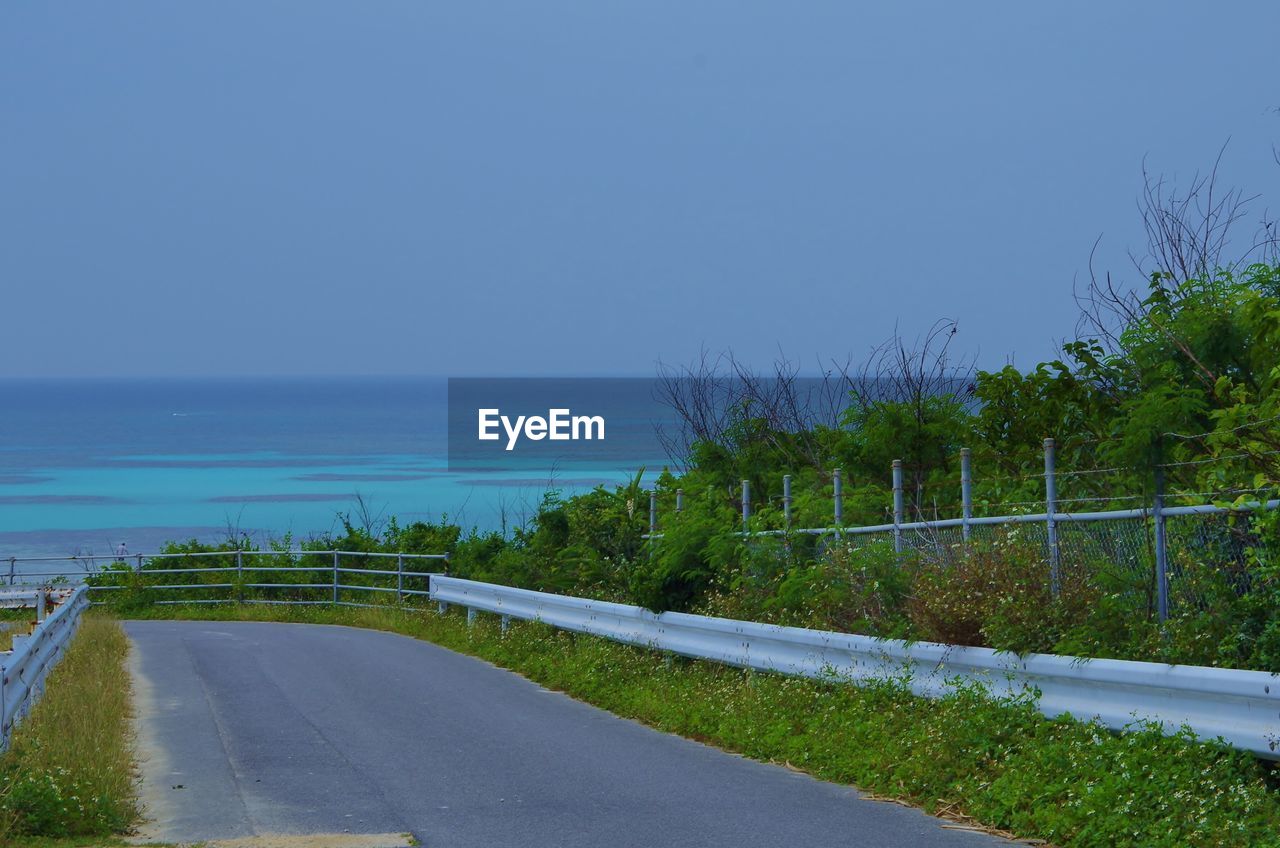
[0,378,665,558]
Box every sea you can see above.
[0,377,671,563]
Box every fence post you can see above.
[783,475,792,529]
[332,551,339,605]
[742,480,751,534]
[892,460,904,554]
[1044,438,1060,596]
[6,558,13,586]
[236,550,244,603]
[833,468,843,535]
[397,554,405,604]
[136,553,143,575]
[675,488,684,513]
[649,490,658,536]
[960,448,973,542]
[1154,465,1169,622]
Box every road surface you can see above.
[126,620,1008,847]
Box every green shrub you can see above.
[627,509,727,612]
[767,538,914,635]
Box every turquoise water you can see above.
[0,378,663,558]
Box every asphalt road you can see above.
[126,620,1009,848]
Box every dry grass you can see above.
[0,609,35,653]
[0,615,138,842]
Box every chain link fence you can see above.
[646,442,1279,622]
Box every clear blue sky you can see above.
[2,2,1276,378]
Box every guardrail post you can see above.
[649,491,657,536]
[437,601,449,615]
[675,488,684,513]
[397,554,404,604]
[35,589,46,624]
[1154,465,1169,622]
[466,607,477,626]
[1044,438,1060,596]
[332,552,339,604]
[500,614,511,633]
[960,448,973,542]
[783,475,792,529]
[6,558,13,586]
[236,550,244,603]
[741,480,750,535]
[892,460,904,554]
[833,468,843,536]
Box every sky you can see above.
[2,2,1277,379]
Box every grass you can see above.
[0,615,138,845]
[0,609,36,653]
[119,600,1280,848]
[2,838,148,847]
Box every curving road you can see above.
[126,620,1008,847]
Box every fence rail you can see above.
[1,585,90,749]
[429,575,1280,760]
[2,550,445,589]
[0,550,449,612]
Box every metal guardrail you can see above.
[13,547,1278,758]
[0,585,90,749]
[0,588,57,611]
[430,575,1280,760]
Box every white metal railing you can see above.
[429,575,1280,761]
[0,585,90,749]
[1,550,448,607]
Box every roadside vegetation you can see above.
[122,601,1280,848]
[93,254,1280,670]
[84,147,1280,668]
[0,616,137,843]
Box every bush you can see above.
[766,538,914,635]
[908,530,1099,653]
[627,510,725,612]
